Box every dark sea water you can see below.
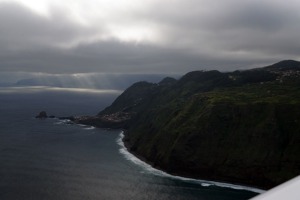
[0,87,261,200]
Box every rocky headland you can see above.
[46,60,300,190]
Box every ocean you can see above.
[0,87,260,200]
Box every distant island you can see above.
[73,60,300,190]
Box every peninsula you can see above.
[74,60,300,189]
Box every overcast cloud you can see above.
[0,0,300,75]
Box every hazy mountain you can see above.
[14,73,172,90]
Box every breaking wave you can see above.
[116,131,265,194]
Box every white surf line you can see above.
[116,131,265,194]
[54,119,96,131]
[77,123,96,130]
[54,119,72,125]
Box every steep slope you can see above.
[124,85,300,189]
[80,60,300,189]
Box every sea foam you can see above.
[117,131,265,194]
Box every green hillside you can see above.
[76,60,300,189]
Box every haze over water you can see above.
[0,87,259,200]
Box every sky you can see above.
[0,0,300,76]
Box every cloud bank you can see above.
[0,0,300,74]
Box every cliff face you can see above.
[85,60,300,189]
[126,101,300,189]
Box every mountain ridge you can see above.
[75,60,300,189]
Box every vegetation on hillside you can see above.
[78,60,300,189]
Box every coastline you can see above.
[117,131,265,194]
[67,115,267,193]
